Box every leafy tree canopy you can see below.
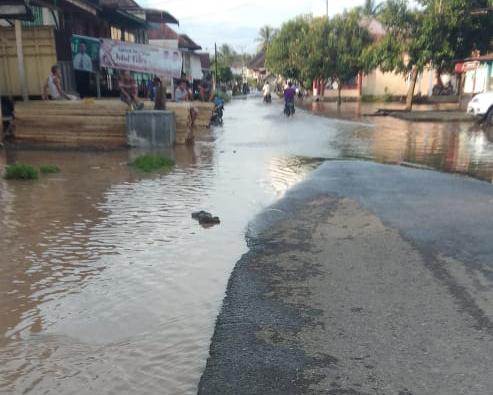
[211,60,233,83]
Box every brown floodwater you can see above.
[305,101,493,183]
[1,98,493,395]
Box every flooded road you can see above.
[1,98,493,395]
[306,100,493,182]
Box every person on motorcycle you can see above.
[262,81,272,103]
[284,82,296,115]
[211,94,225,126]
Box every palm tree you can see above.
[256,25,277,51]
[219,44,237,66]
[219,44,238,66]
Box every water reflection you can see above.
[305,101,493,183]
[1,99,493,395]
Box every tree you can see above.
[266,13,371,100]
[363,0,493,110]
[211,59,233,83]
[219,44,238,66]
[417,0,493,81]
[266,16,311,83]
[325,11,372,106]
[360,0,382,16]
[362,0,420,110]
[256,25,278,51]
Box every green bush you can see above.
[4,163,39,180]
[130,154,175,173]
[39,164,61,174]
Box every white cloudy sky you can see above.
[140,0,379,53]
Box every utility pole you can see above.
[214,42,218,90]
[326,0,329,18]
[15,20,28,102]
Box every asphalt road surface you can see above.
[199,161,493,395]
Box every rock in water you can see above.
[192,211,220,225]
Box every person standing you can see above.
[198,80,214,102]
[119,70,143,110]
[174,80,191,102]
[154,77,167,110]
[262,81,271,103]
[175,79,198,141]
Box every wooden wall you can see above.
[14,99,215,147]
[14,100,128,146]
[0,26,57,97]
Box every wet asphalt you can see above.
[198,161,493,395]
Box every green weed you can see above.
[39,164,61,174]
[4,163,39,180]
[361,95,378,103]
[130,154,175,173]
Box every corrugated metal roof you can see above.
[148,23,178,40]
[179,34,201,51]
[144,8,179,25]
[198,52,210,69]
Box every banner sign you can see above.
[71,35,100,73]
[99,39,183,78]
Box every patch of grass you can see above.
[39,164,61,174]
[383,94,393,103]
[130,154,175,173]
[383,87,393,103]
[361,95,378,103]
[361,94,395,103]
[4,163,39,180]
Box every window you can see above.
[124,31,135,43]
[111,26,122,41]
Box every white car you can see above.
[467,92,493,124]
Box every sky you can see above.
[140,0,378,54]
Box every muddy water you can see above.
[1,99,493,395]
[306,101,493,182]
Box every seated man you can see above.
[175,80,198,140]
[42,65,72,100]
[119,70,143,110]
[175,80,191,102]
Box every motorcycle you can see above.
[263,93,272,104]
[284,102,295,117]
[211,97,224,126]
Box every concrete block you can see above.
[127,110,176,148]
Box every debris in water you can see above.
[192,211,221,226]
